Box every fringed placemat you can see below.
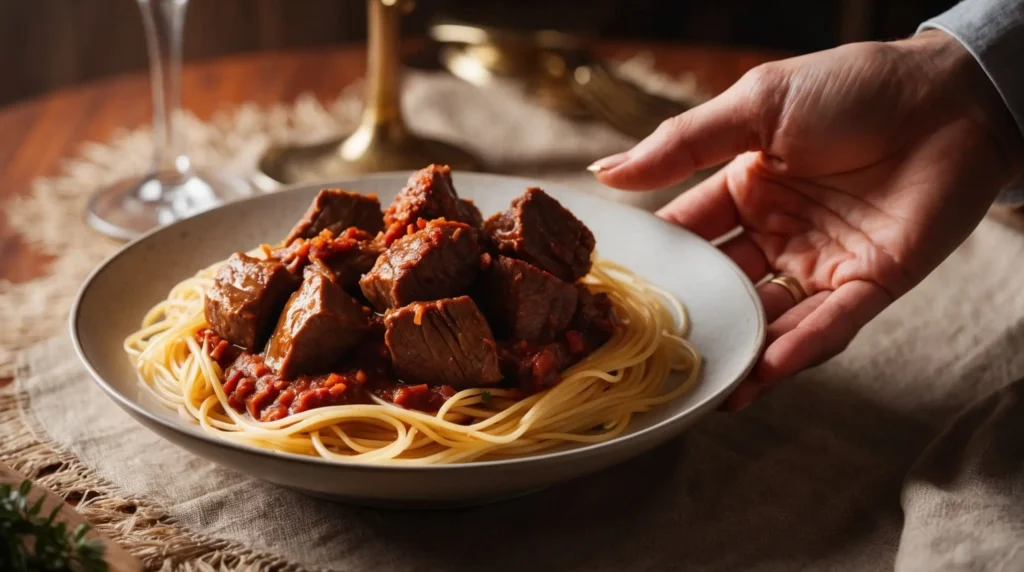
[0,386,297,570]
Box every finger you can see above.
[721,291,829,412]
[590,82,761,191]
[756,280,892,387]
[763,290,831,346]
[655,166,740,241]
[718,234,771,284]
[722,382,762,413]
[758,280,811,323]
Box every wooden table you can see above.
[1,41,1021,391]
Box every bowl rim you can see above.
[70,170,766,473]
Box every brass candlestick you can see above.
[256,0,481,189]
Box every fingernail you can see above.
[586,152,629,174]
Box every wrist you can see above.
[898,29,1024,184]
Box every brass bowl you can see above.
[430,19,594,119]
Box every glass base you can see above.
[86,168,252,241]
[254,130,482,190]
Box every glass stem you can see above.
[139,0,190,178]
[362,0,406,137]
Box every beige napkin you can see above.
[17,215,1024,571]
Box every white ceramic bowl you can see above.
[71,172,765,507]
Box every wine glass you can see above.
[86,0,251,241]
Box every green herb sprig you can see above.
[0,480,108,572]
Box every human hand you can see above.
[590,31,1024,410]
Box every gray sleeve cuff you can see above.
[998,186,1024,205]
[919,0,1024,205]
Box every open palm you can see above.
[594,32,1023,409]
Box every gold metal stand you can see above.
[256,0,481,189]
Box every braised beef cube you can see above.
[382,165,475,244]
[368,312,387,339]
[481,256,578,343]
[498,341,572,393]
[271,227,382,295]
[268,240,308,275]
[304,236,385,295]
[204,253,300,351]
[385,296,501,388]
[572,285,617,347]
[484,188,595,282]
[523,343,571,392]
[265,273,371,379]
[301,260,335,283]
[285,189,384,244]
[359,220,480,311]
[458,198,483,231]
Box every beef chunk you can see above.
[265,273,371,379]
[495,285,617,393]
[381,164,475,244]
[385,296,501,388]
[270,227,383,296]
[285,189,384,244]
[458,199,483,231]
[302,245,379,293]
[320,240,385,288]
[360,220,480,311]
[204,253,300,351]
[368,312,386,339]
[498,341,572,393]
[572,285,617,347]
[480,256,578,343]
[484,188,595,282]
[303,236,384,295]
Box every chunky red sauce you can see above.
[197,288,615,422]
[196,329,243,368]
[265,226,375,274]
[198,332,458,421]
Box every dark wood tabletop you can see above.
[0,41,1020,389]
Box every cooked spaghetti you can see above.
[125,258,700,465]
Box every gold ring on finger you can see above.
[768,275,807,304]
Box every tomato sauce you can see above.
[203,334,459,421]
[197,284,615,422]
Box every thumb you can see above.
[589,69,775,191]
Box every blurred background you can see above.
[0,0,958,108]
